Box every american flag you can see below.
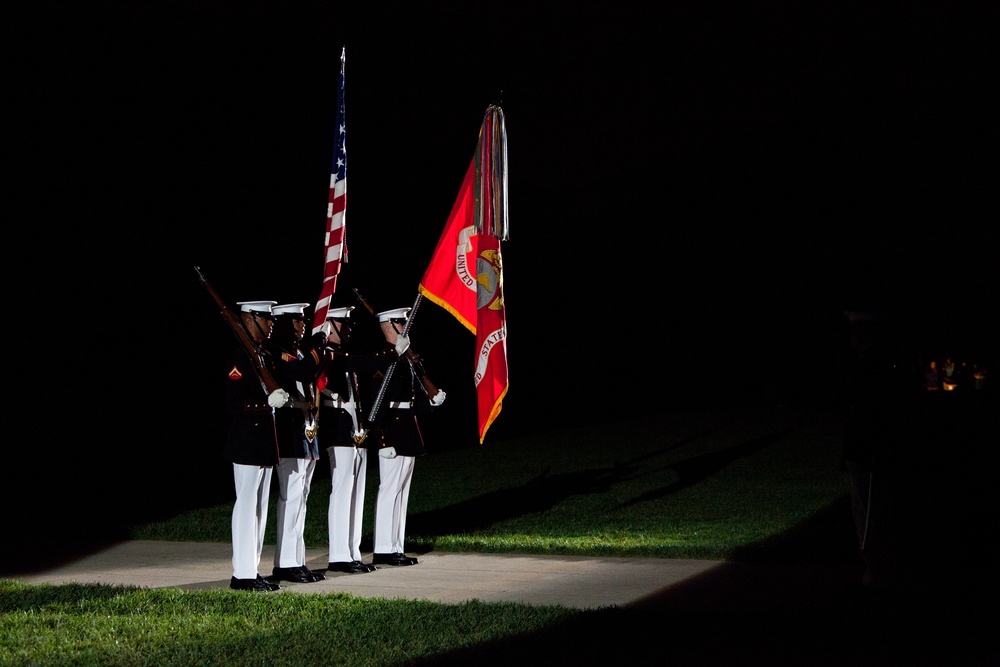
[313,46,348,334]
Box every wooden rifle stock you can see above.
[352,288,440,400]
[194,266,282,396]
[405,352,439,400]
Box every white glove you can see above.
[319,320,333,338]
[379,446,397,459]
[394,334,410,356]
[430,390,446,407]
[267,388,290,408]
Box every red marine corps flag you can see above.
[419,105,508,443]
[313,46,349,335]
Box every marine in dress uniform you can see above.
[368,308,446,567]
[320,306,409,573]
[225,300,287,592]
[265,303,328,584]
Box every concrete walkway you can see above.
[7,540,725,609]
[4,539,914,616]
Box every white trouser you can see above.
[327,446,368,562]
[273,457,316,569]
[374,455,415,554]
[232,463,272,579]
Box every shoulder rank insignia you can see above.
[228,366,243,380]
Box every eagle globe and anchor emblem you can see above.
[475,248,504,311]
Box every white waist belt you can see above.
[388,401,411,409]
[323,385,361,434]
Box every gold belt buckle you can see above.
[305,420,319,442]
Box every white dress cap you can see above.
[377,307,411,323]
[273,303,310,316]
[327,306,354,320]
[237,301,277,314]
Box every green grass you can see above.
[0,582,577,666]
[3,407,857,666]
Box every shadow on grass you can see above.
[614,428,791,510]
[405,461,640,540]
[406,427,793,544]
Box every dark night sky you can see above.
[12,3,997,523]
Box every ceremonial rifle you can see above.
[194,265,282,397]
[352,288,440,401]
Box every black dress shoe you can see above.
[300,566,326,582]
[230,575,280,592]
[371,552,418,566]
[270,566,317,583]
[328,560,373,574]
[289,566,325,582]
